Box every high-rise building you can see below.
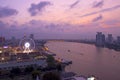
[23,34,26,39]
[11,36,16,47]
[0,37,5,46]
[107,34,113,44]
[96,32,105,47]
[102,34,105,43]
[117,36,120,44]
[29,34,34,39]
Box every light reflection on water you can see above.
[45,41,120,80]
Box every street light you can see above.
[1,57,5,61]
[87,76,96,80]
[0,50,2,53]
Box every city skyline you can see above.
[0,0,120,39]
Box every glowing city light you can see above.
[19,37,35,53]
[18,57,21,60]
[87,77,95,80]
[0,51,2,53]
[1,57,5,61]
[25,42,30,48]
[3,46,8,48]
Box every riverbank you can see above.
[45,41,120,80]
[66,40,120,52]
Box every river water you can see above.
[45,41,120,80]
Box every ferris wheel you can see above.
[19,37,35,53]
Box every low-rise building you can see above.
[0,59,47,70]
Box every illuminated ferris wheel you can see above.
[19,37,35,53]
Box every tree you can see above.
[9,73,15,80]
[42,72,61,80]
[32,70,41,80]
[46,55,56,68]
[24,66,34,74]
[0,70,1,75]
[56,63,62,71]
[10,67,21,75]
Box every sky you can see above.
[0,0,120,39]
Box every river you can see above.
[45,41,120,80]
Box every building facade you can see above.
[96,32,105,47]
[107,34,113,44]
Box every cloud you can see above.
[0,19,120,39]
[0,6,18,18]
[80,4,120,18]
[0,21,9,29]
[0,21,12,36]
[70,0,80,9]
[0,19,76,38]
[100,20,120,28]
[104,20,120,25]
[0,21,6,27]
[28,1,51,16]
[92,15,103,22]
[93,0,104,8]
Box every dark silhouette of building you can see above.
[29,34,34,39]
[96,32,105,47]
[117,36,120,44]
[107,34,113,44]
[42,72,61,80]
[0,36,5,46]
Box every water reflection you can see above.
[46,41,120,80]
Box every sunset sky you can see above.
[0,0,120,39]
